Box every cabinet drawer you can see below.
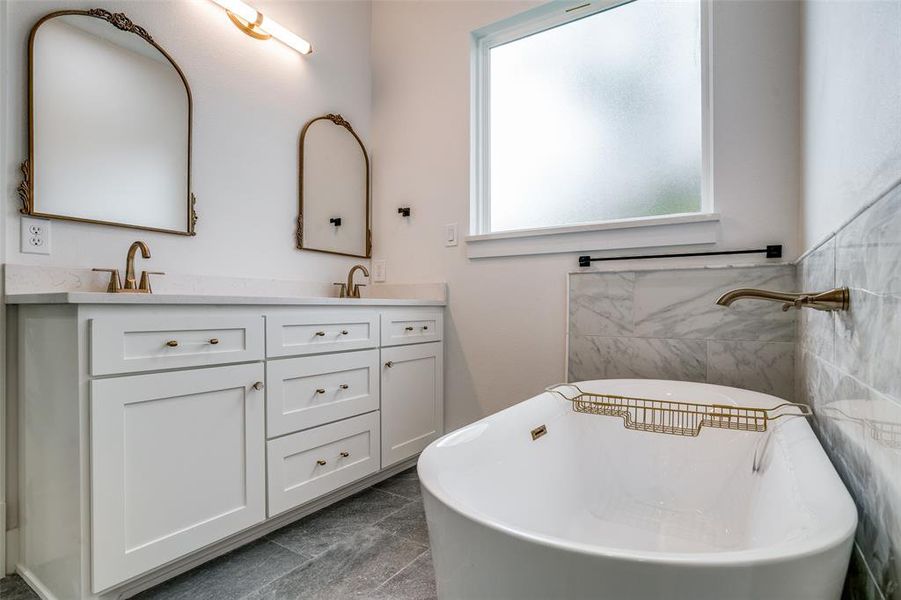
[90,315,264,375]
[381,310,443,347]
[266,350,379,438]
[266,310,379,357]
[267,411,380,517]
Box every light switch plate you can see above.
[21,216,51,255]
[445,223,458,247]
[372,259,387,282]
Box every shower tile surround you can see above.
[568,264,797,399]
[796,184,901,600]
[568,183,901,598]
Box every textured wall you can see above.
[568,264,796,399]
[796,185,901,600]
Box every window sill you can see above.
[464,212,721,259]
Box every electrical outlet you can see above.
[445,223,458,247]
[372,259,387,282]
[21,216,51,255]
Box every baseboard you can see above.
[0,502,5,574]
[5,526,18,575]
[17,564,57,600]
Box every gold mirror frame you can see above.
[297,114,371,258]
[20,8,197,236]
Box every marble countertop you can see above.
[5,292,446,306]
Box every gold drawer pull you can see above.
[315,331,326,337]
[385,361,394,368]
[340,330,349,335]
[339,384,349,390]
[252,381,265,391]
[315,388,326,394]
[316,459,327,466]
[209,338,220,345]
[166,340,179,347]
[339,451,350,458]
[405,326,414,331]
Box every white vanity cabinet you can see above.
[11,296,444,600]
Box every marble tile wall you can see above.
[568,264,797,399]
[796,183,901,600]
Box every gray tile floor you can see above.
[0,467,436,600]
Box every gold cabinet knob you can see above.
[339,384,349,390]
[405,326,414,331]
[315,331,326,337]
[166,340,179,347]
[339,451,350,458]
[315,388,326,394]
[385,361,394,368]
[209,338,220,345]
[316,459,327,466]
[252,381,265,391]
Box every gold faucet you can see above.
[124,241,151,291]
[94,241,164,294]
[716,287,849,312]
[341,264,369,298]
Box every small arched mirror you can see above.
[22,9,195,235]
[297,114,371,258]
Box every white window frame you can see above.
[468,0,716,258]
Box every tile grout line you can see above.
[235,551,319,600]
[372,548,430,593]
[371,481,421,503]
[371,497,418,529]
[264,536,318,561]
[371,522,430,550]
[264,486,419,566]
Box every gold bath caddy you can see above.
[545,384,812,437]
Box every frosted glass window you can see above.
[487,0,702,233]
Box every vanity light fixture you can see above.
[209,0,312,55]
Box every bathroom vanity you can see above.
[8,293,444,599]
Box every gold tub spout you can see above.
[715,287,849,312]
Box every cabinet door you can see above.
[381,342,444,467]
[90,363,266,592]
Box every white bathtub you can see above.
[418,379,857,600]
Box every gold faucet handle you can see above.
[332,282,348,298]
[353,283,366,298]
[93,268,122,293]
[138,271,165,293]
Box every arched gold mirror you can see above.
[21,8,196,235]
[297,114,371,258]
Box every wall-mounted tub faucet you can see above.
[716,287,850,312]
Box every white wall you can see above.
[800,0,901,251]
[4,0,373,281]
[370,0,801,429]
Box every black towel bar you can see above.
[578,245,782,267]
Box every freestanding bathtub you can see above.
[418,380,857,600]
